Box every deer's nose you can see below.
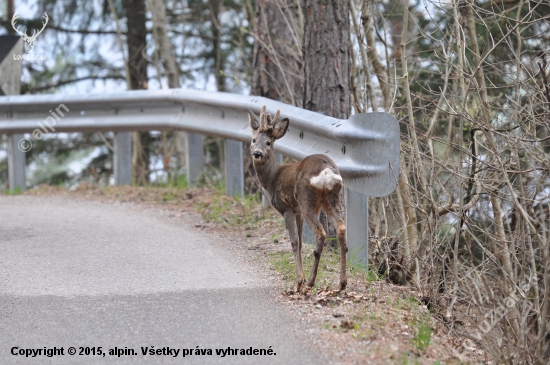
[253,151,263,159]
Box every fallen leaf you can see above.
[340,320,355,330]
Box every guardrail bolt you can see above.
[299,131,304,139]
[341,145,346,155]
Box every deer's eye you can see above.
[252,139,256,143]
[266,141,271,146]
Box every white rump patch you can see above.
[309,168,343,190]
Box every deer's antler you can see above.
[11,13,28,38]
[27,13,48,41]
[267,109,280,126]
[258,106,283,131]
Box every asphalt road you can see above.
[0,195,324,364]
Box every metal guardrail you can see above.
[0,89,400,264]
[0,89,399,196]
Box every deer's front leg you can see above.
[284,210,305,290]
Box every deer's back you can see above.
[297,154,340,181]
[271,154,341,215]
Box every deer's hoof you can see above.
[339,280,347,291]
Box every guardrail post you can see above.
[302,221,315,244]
[186,132,205,187]
[113,132,132,185]
[7,134,26,192]
[224,139,244,198]
[345,188,369,266]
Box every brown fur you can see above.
[249,106,348,291]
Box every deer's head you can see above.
[11,13,49,53]
[248,106,289,163]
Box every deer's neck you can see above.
[254,158,280,194]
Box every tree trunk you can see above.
[252,0,303,106]
[124,0,150,185]
[361,0,390,109]
[400,0,425,259]
[148,0,187,183]
[302,0,351,242]
[211,0,226,92]
[125,0,148,90]
[464,0,514,281]
[7,0,14,34]
[249,0,303,194]
[302,0,351,118]
[147,0,179,88]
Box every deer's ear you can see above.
[248,111,260,131]
[272,118,289,139]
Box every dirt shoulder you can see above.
[20,184,484,364]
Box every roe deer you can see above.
[248,106,348,291]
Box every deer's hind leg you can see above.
[298,190,327,288]
[323,185,348,291]
[296,213,303,252]
[283,210,305,290]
